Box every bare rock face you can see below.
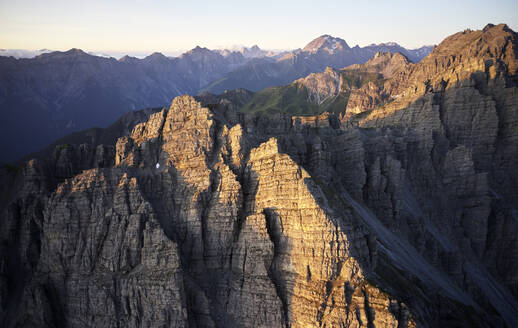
[345,51,410,79]
[271,51,410,117]
[111,97,410,327]
[1,95,418,328]
[294,67,342,105]
[302,35,351,54]
[339,24,517,118]
[337,23,518,327]
[33,170,188,327]
[346,82,387,115]
[342,52,411,115]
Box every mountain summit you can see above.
[302,34,351,54]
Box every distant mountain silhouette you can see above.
[0,38,432,162]
[201,35,433,94]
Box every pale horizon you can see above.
[0,38,438,60]
[0,39,438,60]
[1,0,517,56]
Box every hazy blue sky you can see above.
[1,0,517,55]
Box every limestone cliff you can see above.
[294,67,342,105]
[0,96,414,328]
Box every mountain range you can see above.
[0,37,432,162]
[201,36,433,94]
[1,23,517,327]
[240,51,410,116]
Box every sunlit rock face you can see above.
[1,24,518,328]
[109,96,407,327]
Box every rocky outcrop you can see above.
[302,35,351,54]
[2,83,518,327]
[292,112,340,129]
[243,51,411,116]
[111,96,412,327]
[345,82,387,115]
[345,51,410,79]
[294,67,342,105]
[1,95,416,327]
[338,52,410,115]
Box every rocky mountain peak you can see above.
[65,48,87,55]
[186,46,211,55]
[36,48,90,60]
[427,23,517,67]
[144,52,168,61]
[45,48,88,57]
[302,34,350,54]
[181,46,222,61]
[373,51,385,58]
[372,51,409,64]
[241,44,267,58]
[249,137,279,160]
[294,66,341,105]
[191,45,205,52]
[481,23,511,32]
[386,22,518,96]
[378,42,401,47]
[345,51,410,79]
[118,55,139,63]
[324,65,336,74]
[169,94,204,113]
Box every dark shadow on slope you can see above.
[272,72,518,327]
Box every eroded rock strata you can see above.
[1,24,518,327]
